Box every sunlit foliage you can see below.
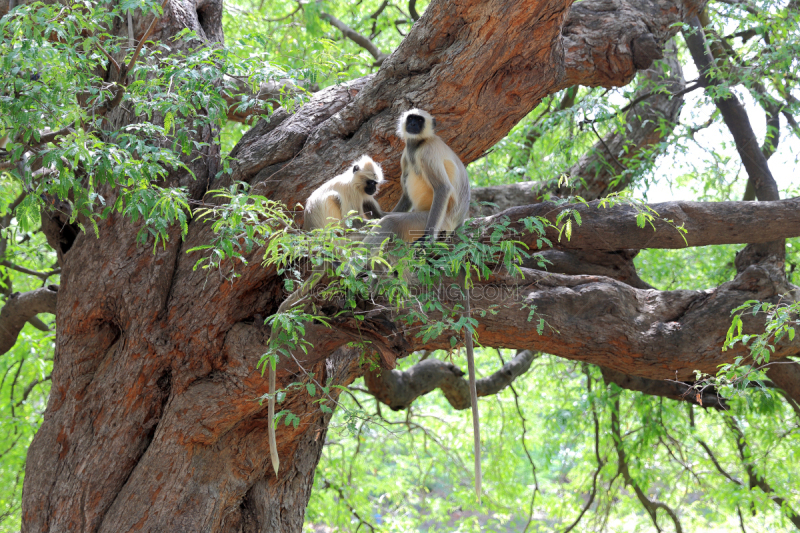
[1,0,799,530]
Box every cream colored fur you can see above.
[365,108,469,244]
[303,155,384,230]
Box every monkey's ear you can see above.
[432,117,437,130]
[353,165,360,172]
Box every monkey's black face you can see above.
[405,114,426,135]
[364,179,378,195]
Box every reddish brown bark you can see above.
[19,0,796,531]
[355,257,796,380]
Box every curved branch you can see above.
[408,0,420,21]
[320,12,389,65]
[364,350,536,410]
[0,286,58,355]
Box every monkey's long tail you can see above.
[269,366,280,475]
[462,267,481,504]
[267,277,316,477]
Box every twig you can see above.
[500,350,539,532]
[9,358,24,421]
[722,415,800,528]
[14,373,52,408]
[126,0,171,76]
[370,0,389,20]
[618,80,701,116]
[320,478,377,532]
[320,12,388,64]
[0,261,60,280]
[97,40,121,73]
[588,122,625,172]
[393,18,409,36]
[611,392,684,533]
[369,0,390,38]
[263,3,301,23]
[562,366,605,532]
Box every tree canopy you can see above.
[0,0,799,531]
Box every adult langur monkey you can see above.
[268,155,384,476]
[364,109,469,244]
[365,109,481,503]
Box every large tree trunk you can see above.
[22,0,800,530]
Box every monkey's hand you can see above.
[413,234,432,246]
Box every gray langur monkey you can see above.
[268,155,384,477]
[302,155,385,231]
[364,109,481,503]
[364,109,469,244]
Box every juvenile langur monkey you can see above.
[302,155,385,231]
[365,109,481,503]
[268,155,384,476]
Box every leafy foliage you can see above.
[1,0,799,530]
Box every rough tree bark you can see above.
[17,0,800,531]
[472,39,687,214]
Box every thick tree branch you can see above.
[401,260,797,380]
[364,346,737,412]
[364,350,536,410]
[483,198,800,252]
[228,0,703,213]
[0,286,58,355]
[473,48,687,213]
[521,249,653,290]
